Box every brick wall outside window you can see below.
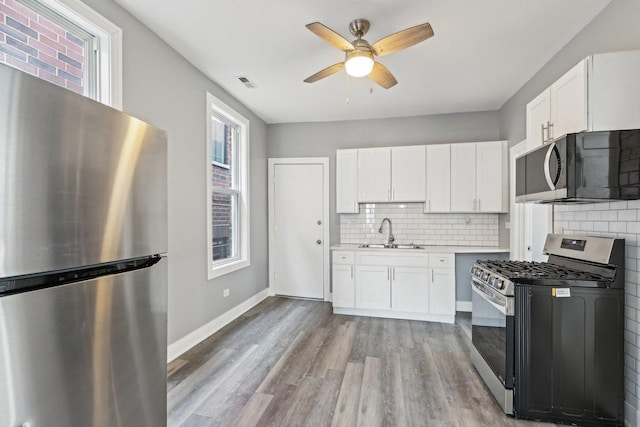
[0,0,86,94]
[211,125,233,261]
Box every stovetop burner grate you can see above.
[475,260,609,281]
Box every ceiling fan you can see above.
[303,19,434,89]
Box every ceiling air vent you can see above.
[237,76,257,89]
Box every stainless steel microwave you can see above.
[515,129,640,203]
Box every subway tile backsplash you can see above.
[340,203,500,246]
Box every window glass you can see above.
[0,0,121,107]
[206,92,250,278]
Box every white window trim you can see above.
[206,92,250,279]
[37,0,122,109]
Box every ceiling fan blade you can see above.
[368,62,397,89]
[304,62,345,83]
[371,23,434,57]
[306,22,355,51]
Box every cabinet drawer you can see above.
[333,251,355,265]
[355,252,428,267]
[428,253,454,268]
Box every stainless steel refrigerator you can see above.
[0,63,168,426]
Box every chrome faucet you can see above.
[378,218,394,246]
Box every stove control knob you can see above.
[495,279,503,289]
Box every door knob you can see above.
[316,240,322,245]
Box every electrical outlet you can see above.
[223,288,230,297]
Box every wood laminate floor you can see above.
[168,297,557,427]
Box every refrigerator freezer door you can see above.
[0,257,168,427]
[0,64,167,277]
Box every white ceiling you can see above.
[114,0,611,124]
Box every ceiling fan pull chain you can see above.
[345,73,351,104]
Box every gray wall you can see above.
[455,252,508,303]
[267,112,502,246]
[84,0,269,345]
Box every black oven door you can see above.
[516,137,567,202]
[471,280,515,389]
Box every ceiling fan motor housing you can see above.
[349,19,371,38]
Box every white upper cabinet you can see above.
[526,50,640,148]
[451,141,508,213]
[526,87,552,151]
[476,141,508,212]
[357,146,425,203]
[336,149,359,213]
[550,60,587,140]
[391,146,426,202]
[424,144,451,212]
[357,147,391,202]
[450,143,477,212]
[589,50,640,131]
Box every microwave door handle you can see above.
[543,142,557,190]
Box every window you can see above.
[211,118,229,167]
[206,92,250,279]
[0,0,122,108]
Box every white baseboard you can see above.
[626,400,639,427]
[167,288,270,362]
[456,301,472,312]
[333,307,455,324]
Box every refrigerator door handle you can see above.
[0,255,162,297]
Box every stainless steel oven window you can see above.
[472,287,511,386]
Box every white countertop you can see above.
[330,244,510,254]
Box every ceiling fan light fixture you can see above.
[345,49,374,77]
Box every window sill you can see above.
[208,258,250,280]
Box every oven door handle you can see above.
[471,280,514,316]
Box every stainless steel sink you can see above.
[358,243,423,249]
[392,244,424,249]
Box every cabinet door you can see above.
[425,144,451,212]
[391,146,425,202]
[526,88,551,150]
[391,267,429,313]
[336,149,359,213]
[450,143,476,212]
[357,148,390,202]
[550,60,587,140]
[476,141,507,212]
[589,51,640,132]
[355,265,390,310]
[429,268,455,315]
[332,264,355,308]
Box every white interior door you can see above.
[269,159,328,299]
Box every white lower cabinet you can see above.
[391,267,429,313]
[332,250,456,323]
[355,265,390,309]
[332,251,355,308]
[428,253,456,316]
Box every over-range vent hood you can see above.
[516,129,640,204]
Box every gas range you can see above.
[470,234,626,426]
